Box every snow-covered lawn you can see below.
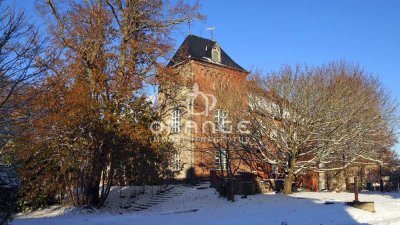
[13,183,400,225]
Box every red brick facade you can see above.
[162,35,320,192]
[189,59,249,178]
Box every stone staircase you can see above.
[119,186,184,212]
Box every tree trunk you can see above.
[284,156,296,194]
[354,176,359,202]
[86,180,100,206]
[345,177,350,191]
[284,171,294,194]
[227,179,235,202]
[326,173,330,191]
[226,156,235,202]
[86,148,104,207]
[98,157,115,207]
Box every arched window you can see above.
[171,109,181,133]
[212,45,221,63]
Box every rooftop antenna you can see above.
[187,19,192,35]
[206,27,215,40]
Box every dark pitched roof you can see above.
[168,34,246,72]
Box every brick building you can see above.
[158,34,319,192]
[158,34,249,180]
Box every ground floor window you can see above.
[173,152,181,171]
[215,150,227,170]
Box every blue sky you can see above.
[16,0,400,154]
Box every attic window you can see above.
[212,45,221,63]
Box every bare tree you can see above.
[0,2,46,224]
[201,79,249,202]
[0,2,45,159]
[246,62,399,194]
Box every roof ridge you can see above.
[187,34,216,43]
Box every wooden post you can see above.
[354,176,359,202]
[379,165,384,193]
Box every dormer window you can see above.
[211,45,221,63]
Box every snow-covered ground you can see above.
[13,182,400,225]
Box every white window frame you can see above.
[173,152,181,171]
[212,45,221,63]
[239,135,248,144]
[214,109,227,131]
[215,150,227,170]
[171,109,181,133]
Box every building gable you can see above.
[168,34,246,72]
